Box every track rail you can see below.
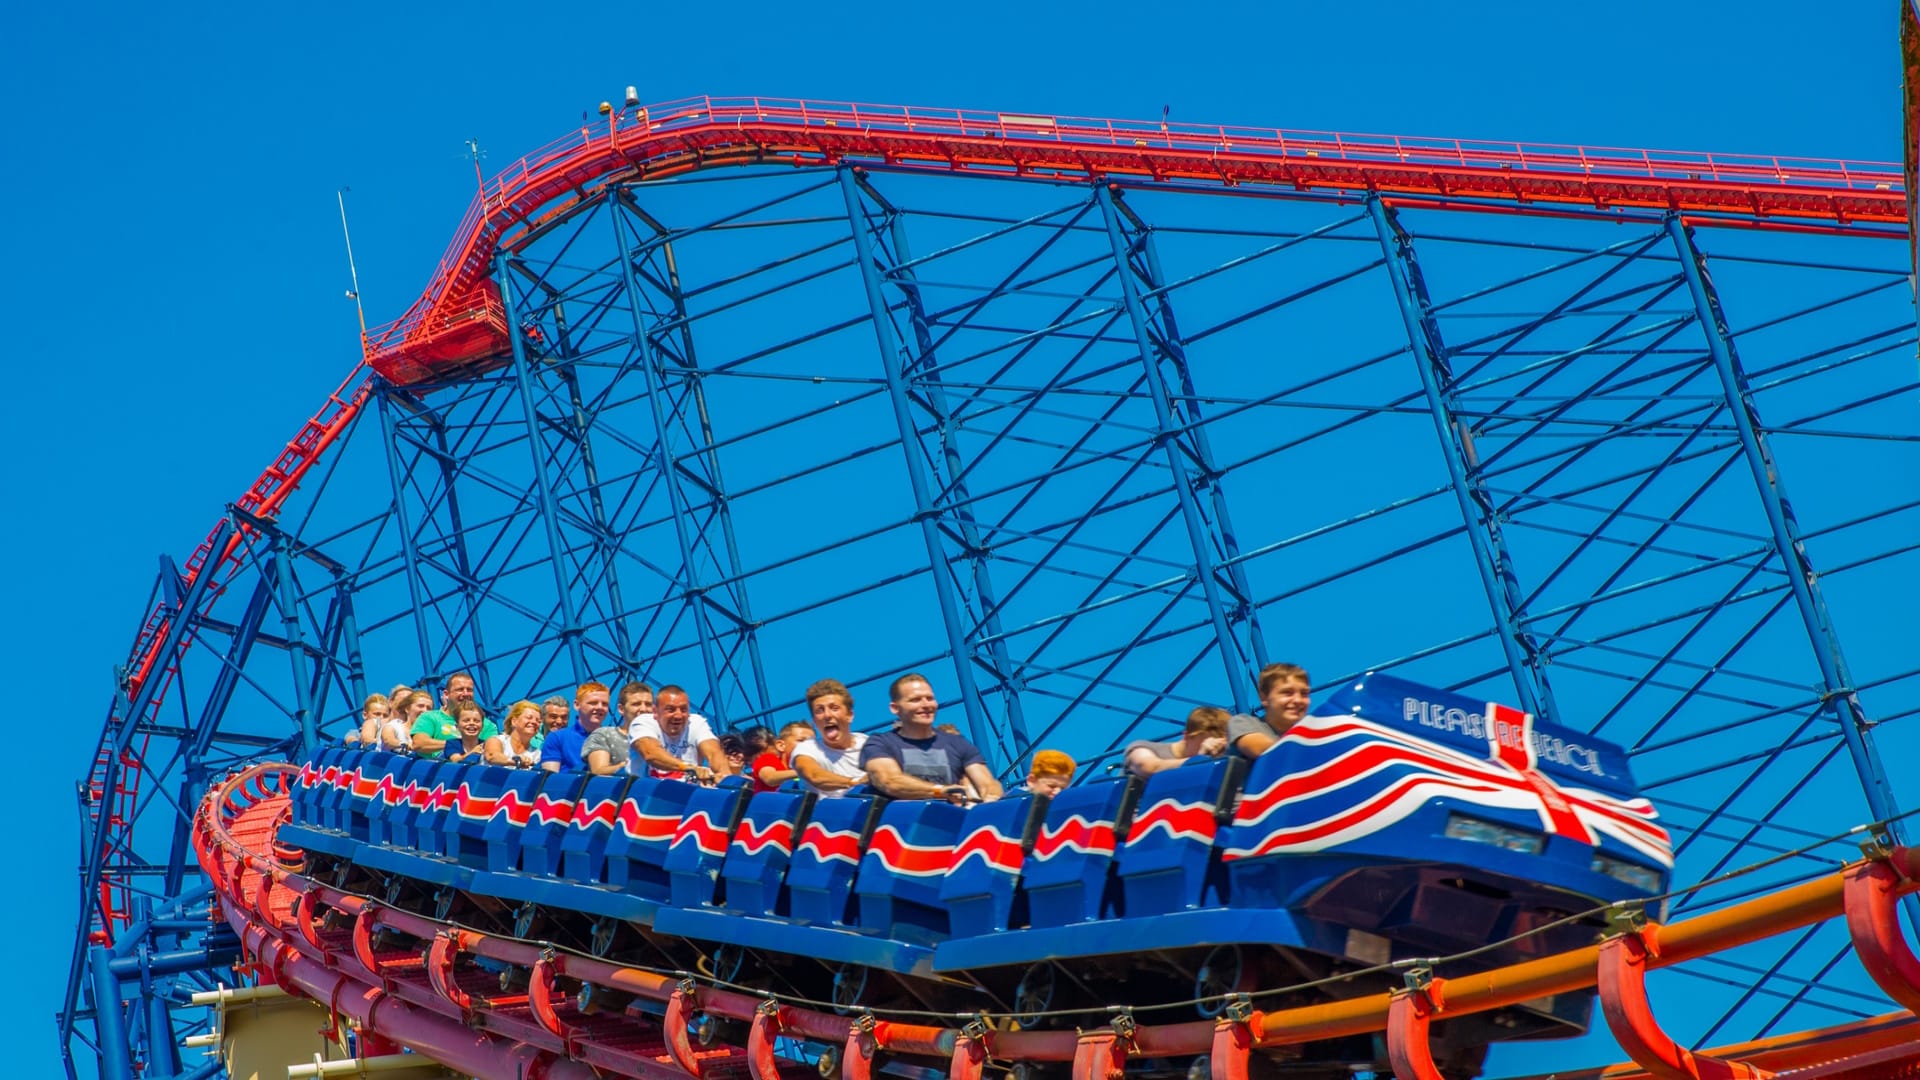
[196,764,1920,1080]
[78,364,371,945]
[364,95,1909,385]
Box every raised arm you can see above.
[1126,745,1182,777]
[792,754,858,792]
[696,737,732,778]
[634,736,714,783]
[962,761,1003,802]
[756,760,799,789]
[482,735,514,765]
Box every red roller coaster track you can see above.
[82,95,1912,947]
[198,765,1920,1080]
[363,95,1909,385]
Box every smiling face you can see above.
[406,694,434,722]
[454,704,484,739]
[888,679,938,735]
[445,674,476,708]
[510,706,541,740]
[810,694,855,749]
[655,689,691,740]
[1261,676,1312,735]
[576,689,610,732]
[542,703,569,731]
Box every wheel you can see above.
[1193,945,1249,1019]
[710,943,749,985]
[1012,963,1056,1028]
[816,1044,841,1079]
[831,964,870,1014]
[590,918,617,955]
[513,903,538,938]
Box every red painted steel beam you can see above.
[230,919,597,1080]
[1843,858,1920,1015]
[1597,930,1773,1079]
[362,96,1909,387]
[1386,979,1447,1080]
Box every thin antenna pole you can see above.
[467,139,489,225]
[336,187,368,346]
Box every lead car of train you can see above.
[280,672,1672,1079]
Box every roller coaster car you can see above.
[280,672,1671,1073]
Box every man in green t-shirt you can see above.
[410,671,497,754]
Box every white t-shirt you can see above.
[485,734,540,767]
[791,733,868,797]
[626,712,717,778]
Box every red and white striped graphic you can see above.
[1227,713,1671,867]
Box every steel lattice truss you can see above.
[62,155,1920,1078]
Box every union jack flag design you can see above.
[1226,707,1671,868]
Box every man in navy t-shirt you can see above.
[539,682,611,772]
[859,674,1003,805]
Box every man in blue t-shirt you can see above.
[539,682,612,772]
[858,674,1003,805]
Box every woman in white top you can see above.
[486,700,544,767]
[379,689,429,752]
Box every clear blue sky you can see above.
[3,3,1904,1076]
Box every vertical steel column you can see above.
[553,360,637,673]
[1370,197,1561,724]
[619,192,771,707]
[839,167,1001,764]
[268,531,317,754]
[874,180,1033,761]
[610,207,731,723]
[1096,184,1254,711]
[1133,214,1273,671]
[1666,215,1906,837]
[499,256,589,682]
[429,419,493,697]
[376,384,436,678]
[333,570,367,706]
[87,946,131,1080]
[163,575,272,898]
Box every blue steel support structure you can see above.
[268,529,318,754]
[64,126,1920,1077]
[542,326,640,676]
[851,170,1034,764]
[839,167,1006,765]
[1095,184,1259,713]
[376,383,440,680]
[1132,217,1272,675]
[1665,215,1907,840]
[611,191,773,715]
[610,208,734,723]
[501,256,590,684]
[1368,196,1563,725]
